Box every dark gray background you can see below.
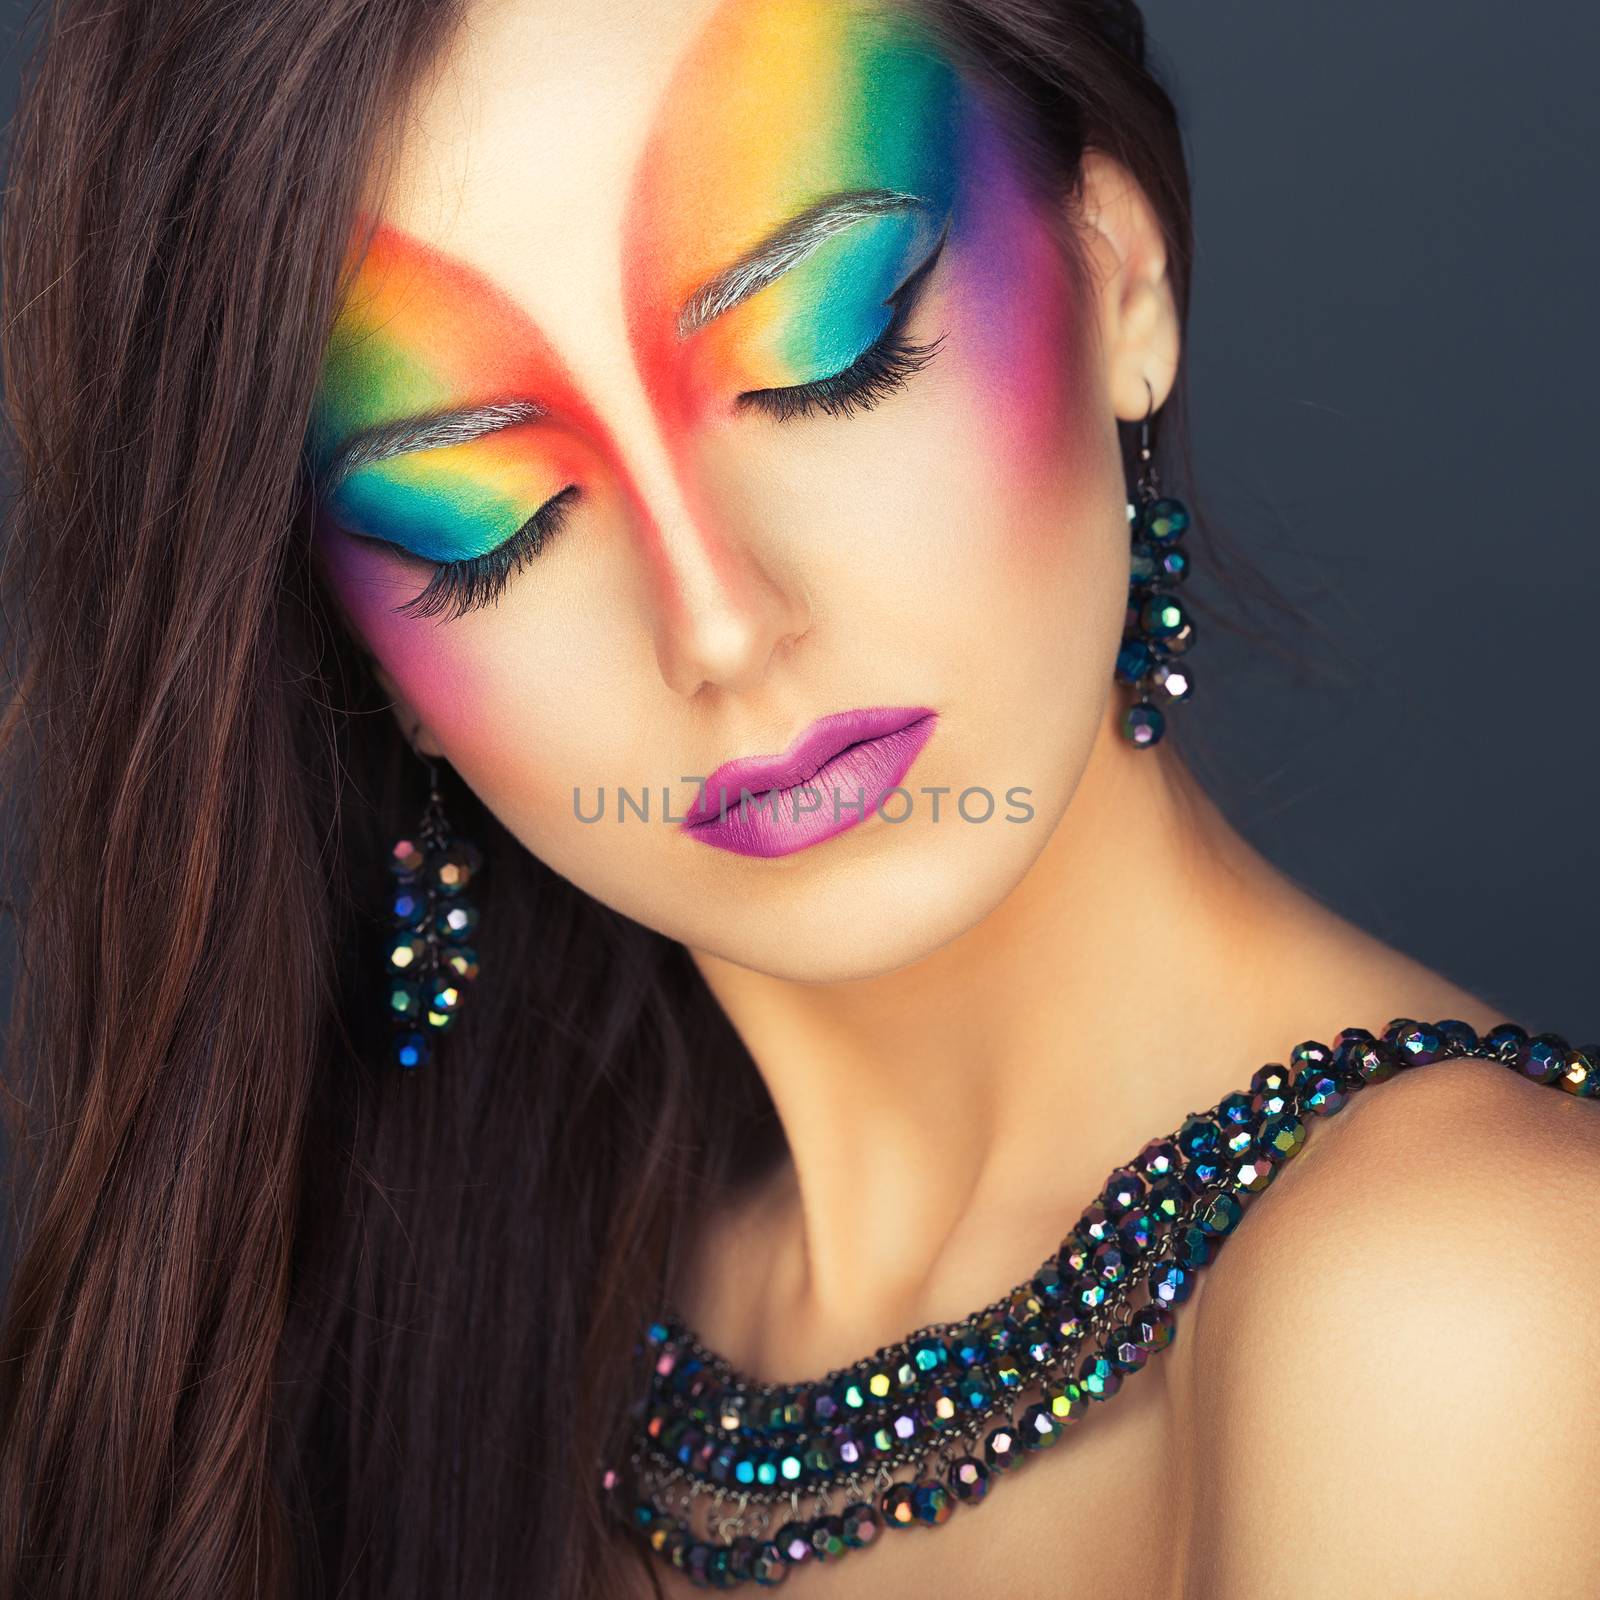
[0,1,1594,1037]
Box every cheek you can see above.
[944,116,1092,503]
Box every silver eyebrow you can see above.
[319,399,547,494]
[676,188,932,340]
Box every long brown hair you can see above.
[0,2,1195,1594]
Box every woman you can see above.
[0,0,1594,1595]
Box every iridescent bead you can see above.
[1392,1022,1445,1067]
[1345,1037,1399,1087]
[808,1516,847,1561]
[1434,1018,1479,1056]
[950,1324,986,1369]
[1121,701,1165,747]
[881,1482,919,1527]
[777,1446,804,1483]
[434,901,479,943]
[1136,1138,1182,1181]
[1231,1151,1276,1193]
[427,840,482,894]
[1152,619,1195,657]
[1020,1400,1065,1448]
[864,1363,895,1402]
[388,837,426,878]
[1259,1112,1306,1160]
[1043,1302,1081,1350]
[1129,541,1159,587]
[1007,1286,1045,1325]
[750,1541,789,1586]
[1176,1224,1212,1267]
[1108,1321,1148,1373]
[1044,1378,1085,1424]
[1483,1023,1530,1068]
[833,1374,868,1413]
[683,1542,714,1585]
[1031,1260,1068,1303]
[1559,1045,1598,1097]
[1158,545,1190,584]
[910,1335,949,1374]
[981,1311,1020,1357]
[1115,638,1154,685]
[391,1030,430,1071]
[1147,1178,1185,1226]
[1140,496,1191,543]
[1134,1301,1176,1353]
[649,1513,683,1555]
[384,976,424,1021]
[441,944,479,983]
[1058,1238,1093,1277]
[1092,1240,1131,1288]
[1103,1166,1149,1215]
[1294,1062,1346,1115]
[1139,594,1188,639]
[1222,1120,1256,1160]
[1018,1320,1055,1369]
[1075,1273,1113,1312]
[707,1545,737,1589]
[1196,1190,1244,1236]
[1147,1260,1193,1306]
[955,1371,992,1412]
[774,1521,813,1565]
[831,1428,869,1470]
[1118,1207,1157,1255]
[841,1501,882,1548]
[921,1384,960,1430]
[1077,1349,1122,1400]
[808,1389,839,1428]
[886,1408,919,1446]
[390,885,429,928]
[991,1354,1024,1392]
[948,1454,991,1502]
[729,1538,759,1582]
[1522,1033,1568,1085]
[1217,1091,1256,1129]
[1178,1114,1222,1161]
[912,1481,955,1525]
[983,1421,1024,1471]
[1248,1063,1292,1118]
[1078,1203,1118,1247]
[1289,1040,1333,1079]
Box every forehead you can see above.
[356,0,970,347]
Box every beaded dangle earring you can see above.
[1114,382,1196,748]
[380,736,484,1071]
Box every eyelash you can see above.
[383,238,949,619]
[735,239,949,424]
[389,486,579,621]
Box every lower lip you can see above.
[682,713,938,859]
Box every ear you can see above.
[369,657,447,759]
[1074,150,1181,422]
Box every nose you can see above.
[639,485,813,702]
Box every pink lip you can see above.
[682,706,938,858]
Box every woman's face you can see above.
[308,0,1152,983]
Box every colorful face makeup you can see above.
[301,0,1135,983]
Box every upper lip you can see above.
[685,706,937,827]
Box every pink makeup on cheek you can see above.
[941,102,1082,482]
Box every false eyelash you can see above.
[735,321,947,423]
[736,224,952,424]
[392,486,580,622]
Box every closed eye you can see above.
[735,220,950,423]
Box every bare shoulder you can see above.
[1183,1051,1600,1599]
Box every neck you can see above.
[684,701,1479,1374]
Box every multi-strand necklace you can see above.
[607,1017,1596,1589]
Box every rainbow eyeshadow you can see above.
[626,0,976,414]
[305,227,593,567]
[321,427,563,565]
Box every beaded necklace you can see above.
[607,1018,1597,1590]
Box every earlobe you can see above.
[1075,150,1181,422]
[371,659,446,759]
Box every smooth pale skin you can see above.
[311,1,1600,1593]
